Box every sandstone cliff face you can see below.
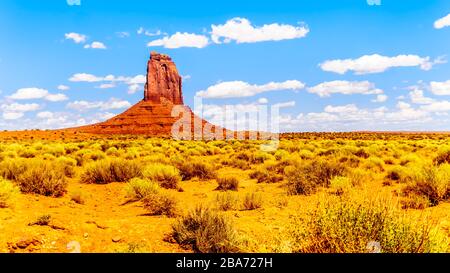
[144,52,183,105]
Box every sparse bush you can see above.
[142,164,181,189]
[16,160,68,197]
[81,159,142,184]
[142,193,177,217]
[402,165,450,206]
[286,160,346,195]
[0,178,20,208]
[126,178,160,200]
[56,156,77,178]
[289,198,448,253]
[215,192,239,211]
[177,161,216,181]
[242,192,263,210]
[249,168,283,184]
[171,206,240,253]
[0,159,27,181]
[330,176,352,195]
[401,194,431,210]
[434,149,450,165]
[216,176,239,191]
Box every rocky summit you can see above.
[70,51,224,138]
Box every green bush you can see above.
[177,161,216,181]
[289,198,448,253]
[142,164,181,189]
[142,193,177,217]
[126,178,160,200]
[216,176,239,191]
[171,206,240,253]
[0,178,20,208]
[81,159,142,184]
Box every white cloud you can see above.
[434,13,450,29]
[84,41,107,49]
[324,104,359,113]
[1,103,40,112]
[9,88,49,100]
[420,100,450,112]
[274,101,296,108]
[372,94,388,103]
[196,80,304,99]
[127,84,141,94]
[307,81,383,97]
[430,80,450,95]
[182,75,191,81]
[148,32,209,49]
[320,54,441,75]
[57,85,70,91]
[409,88,435,104]
[69,73,104,82]
[65,32,87,44]
[138,27,162,36]
[258,98,268,104]
[45,93,69,102]
[67,98,131,111]
[3,112,24,120]
[96,83,116,89]
[37,111,54,119]
[8,88,68,101]
[211,17,309,44]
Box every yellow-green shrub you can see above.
[242,192,263,210]
[0,178,20,208]
[142,192,177,217]
[81,159,142,184]
[142,164,181,189]
[216,176,239,191]
[126,178,160,200]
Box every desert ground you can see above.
[0,131,449,253]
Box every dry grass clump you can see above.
[142,164,181,189]
[242,192,263,210]
[434,149,450,165]
[402,164,450,207]
[215,192,240,211]
[142,192,178,217]
[80,158,142,184]
[126,178,160,201]
[177,160,216,181]
[15,160,68,197]
[216,175,239,191]
[170,206,240,253]
[285,160,346,195]
[0,159,28,181]
[0,178,20,208]
[289,197,448,253]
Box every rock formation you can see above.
[144,52,183,105]
[70,51,227,138]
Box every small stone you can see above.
[83,233,89,239]
[112,236,122,243]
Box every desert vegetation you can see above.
[0,132,449,253]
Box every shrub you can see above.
[142,164,181,189]
[402,165,450,206]
[142,193,177,217]
[56,156,77,178]
[216,176,239,191]
[401,194,431,210]
[289,198,448,253]
[0,159,27,181]
[171,206,240,253]
[249,168,283,184]
[35,214,51,226]
[330,176,352,195]
[242,192,263,210]
[434,150,450,165]
[126,178,160,200]
[0,178,20,208]
[177,161,216,181]
[81,159,142,184]
[286,160,345,195]
[16,160,68,197]
[215,192,239,211]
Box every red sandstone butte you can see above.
[71,52,230,138]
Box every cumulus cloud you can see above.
[211,17,309,44]
[409,88,435,104]
[196,80,304,99]
[3,112,24,120]
[1,103,40,112]
[96,83,116,89]
[69,73,146,94]
[420,100,450,112]
[67,98,131,111]
[8,88,68,101]
[69,73,104,82]
[320,54,442,75]
[65,32,87,44]
[434,13,450,29]
[430,80,450,95]
[57,85,70,91]
[307,81,383,97]
[372,94,388,103]
[84,41,107,49]
[37,111,54,119]
[147,32,209,49]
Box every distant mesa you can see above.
[70,51,230,139]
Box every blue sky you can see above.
[0,0,449,131]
